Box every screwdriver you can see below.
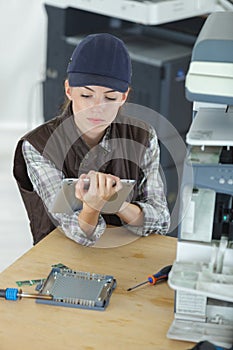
[127,265,172,291]
[0,288,53,301]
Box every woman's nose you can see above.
[94,96,104,105]
[92,96,106,108]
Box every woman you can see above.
[13,33,170,245]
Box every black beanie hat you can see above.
[67,33,132,93]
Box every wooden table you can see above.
[0,228,194,350]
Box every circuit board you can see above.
[36,267,117,311]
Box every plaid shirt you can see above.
[22,125,170,246]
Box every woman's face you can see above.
[65,81,128,137]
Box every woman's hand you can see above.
[75,171,122,213]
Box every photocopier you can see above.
[167,11,233,349]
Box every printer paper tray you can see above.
[168,261,233,303]
[167,319,233,348]
[186,108,233,147]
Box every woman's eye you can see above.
[81,94,92,98]
[105,96,117,101]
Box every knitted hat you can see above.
[67,33,132,92]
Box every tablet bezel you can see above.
[50,178,136,215]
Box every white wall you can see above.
[0,1,230,131]
[0,1,48,272]
[0,0,47,129]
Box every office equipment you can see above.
[0,227,194,350]
[44,0,215,25]
[218,0,233,10]
[127,264,172,291]
[167,12,233,349]
[190,341,233,350]
[36,267,116,310]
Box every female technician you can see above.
[13,33,170,245]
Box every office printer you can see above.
[167,12,233,348]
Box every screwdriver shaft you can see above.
[127,280,148,291]
[127,265,172,292]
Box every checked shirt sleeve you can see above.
[124,126,170,236]
[22,140,106,246]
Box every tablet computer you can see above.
[50,178,136,215]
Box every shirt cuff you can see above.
[54,212,107,246]
[132,201,170,236]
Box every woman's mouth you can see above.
[87,117,105,124]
